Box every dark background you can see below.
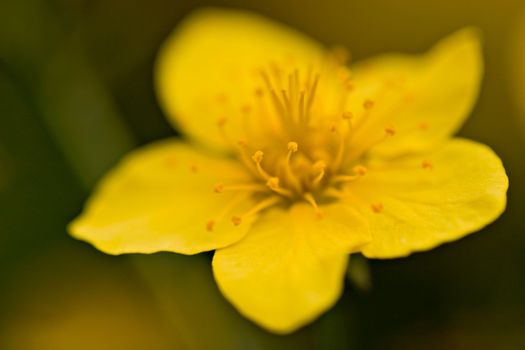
[1,0,524,349]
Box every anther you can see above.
[237,139,247,148]
[352,165,368,176]
[231,196,282,226]
[284,141,302,192]
[252,150,264,163]
[422,160,433,170]
[241,105,252,114]
[304,193,323,219]
[266,177,280,190]
[342,111,353,120]
[231,216,242,226]
[216,116,227,127]
[252,150,271,180]
[385,125,396,136]
[266,177,294,197]
[214,183,224,193]
[190,164,198,173]
[371,202,384,213]
[418,122,429,131]
[206,220,216,232]
[363,99,375,110]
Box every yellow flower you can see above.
[69,8,508,334]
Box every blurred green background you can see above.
[1,0,524,349]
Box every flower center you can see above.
[209,54,396,227]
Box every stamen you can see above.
[298,91,306,124]
[363,99,375,110]
[345,123,397,161]
[303,192,323,219]
[217,116,227,127]
[287,141,298,153]
[231,216,242,226]
[281,90,291,115]
[312,160,326,186]
[215,116,239,150]
[385,125,396,136]
[352,165,368,176]
[266,177,294,197]
[331,174,359,183]
[260,70,288,123]
[284,141,302,192]
[206,192,251,231]
[305,73,320,122]
[241,104,252,115]
[214,183,224,193]
[371,202,384,213]
[342,111,353,120]
[235,140,258,176]
[422,160,433,170]
[231,196,282,226]
[331,166,366,184]
[206,220,216,232]
[323,187,348,199]
[252,150,271,180]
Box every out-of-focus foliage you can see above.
[509,8,525,136]
[1,0,525,349]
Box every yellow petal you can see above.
[156,8,323,150]
[343,138,507,258]
[213,203,370,334]
[348,28,483,157]
[69,140,257,255]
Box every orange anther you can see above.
[371,202,384,213]
[353,165,368,176]
[217,116,227,127]
[363,99,375,109]
[342,111,353,120]
[266,177,280,190]
[206,220,215,232]
[231,216,242,226]
[422,160,433,169]
[418,122,429,131]
[214,183,224,193]
[241,105,252,114]
[252,150,264,163]
[385,125,396,136]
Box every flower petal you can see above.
[343,138,507,258]
[69,140,257,255]
[348,28,483,157]
[212,203,370,334]
[156,8,323,150]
